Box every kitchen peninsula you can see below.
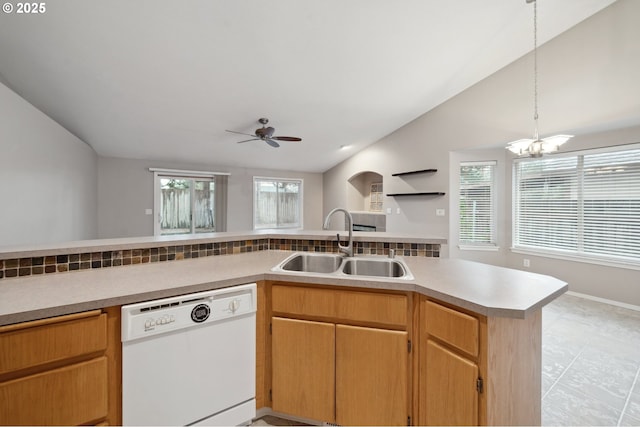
[0,231,566,426]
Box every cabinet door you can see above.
[0,357,108,426]
[421,340,478,426]
[271,317,335,422]
[336,324,408,426]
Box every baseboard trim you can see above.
[566,291,640,312]
[253,408,321,426]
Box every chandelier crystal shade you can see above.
[506,0,572,158]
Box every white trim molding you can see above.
[149,167,230,177]
[565,291,640,312]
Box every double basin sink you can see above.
[272,252,414,280]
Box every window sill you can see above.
[458,244,500,252]
[511,247,640,271]
[254,227,304,232]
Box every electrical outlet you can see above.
[436,208,446,216]
[386,208,392,214]
[523,259,530,268]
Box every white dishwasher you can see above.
[121,283,256,426]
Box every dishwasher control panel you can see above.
[121,283,256,342]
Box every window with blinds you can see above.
[459,161,497,246]
[513,146,640,267]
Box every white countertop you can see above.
[0,250,567,326]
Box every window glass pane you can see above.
[254,180,278,229]
[514,157,578,252]
[160,178,191,235]
[459,162,496,245]
[194,179,215,233]
[254,178,302,229]
[582,149,640,260]
[277,181,301,228]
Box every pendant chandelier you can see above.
[506,0,572,158]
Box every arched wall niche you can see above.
[346,171,382,212]
[346,171,386,231]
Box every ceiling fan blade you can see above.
[236,138,260,144]
[265,139,280,148]
[226,130,257,137]
[272,136,302,142]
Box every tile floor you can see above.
[254,293,640,426]
[542,293,640,426]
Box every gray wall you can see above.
[0,82,98,246]
[323,0,640,305]
[98,156,323,238]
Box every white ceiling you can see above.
[0,0,617,173]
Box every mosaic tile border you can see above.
[0,238,440,281]
[271,239,440,258]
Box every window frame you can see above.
[511,144,640,270]
[253,176,304,230]
[458,160,498,250]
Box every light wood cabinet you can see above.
[0,308,121,426]
[336,324,408,426]
[271,284,407,328]
[271,317,335,421]
[269,283,412,426]
[419,299,481,426]
[423,300,479,357]
[421,340,478,426]
[418,296,542,426]
[0,357,108,426]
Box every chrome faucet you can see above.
[323,208,354,258]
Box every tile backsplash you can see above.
[0,238,440,281]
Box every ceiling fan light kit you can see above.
[226,118,302,148]
[506,0,573,158]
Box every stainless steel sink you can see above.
[277,252,343,273]
[341,258,409,278]
[273,252,414,280]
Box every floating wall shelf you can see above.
[389,168,444,196]
[386,192,446,197]
[391,169,437,177]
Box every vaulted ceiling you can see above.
[0,0,617,172]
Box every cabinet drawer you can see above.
[272,285,407,328]
[0,356,109,425]
[272,285,335,318]
[424,300,479,357]
[335,290,407,328]
[0,310,107,375]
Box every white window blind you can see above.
[513,146,640,267]
[459,161,496,246]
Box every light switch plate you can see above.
[145,209,153,215]
[436,208,446,216]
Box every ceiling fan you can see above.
[226,118,302,148]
